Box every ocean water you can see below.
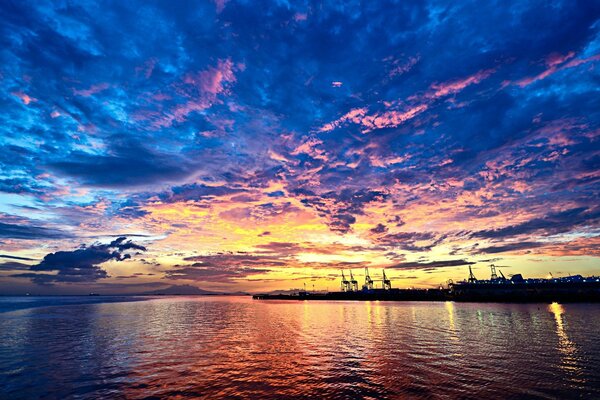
[1,296,599,399]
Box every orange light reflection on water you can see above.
[548,302,585,383]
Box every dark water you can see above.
[1,297,599,399]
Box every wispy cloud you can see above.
[1,0,599,292]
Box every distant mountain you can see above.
[141,284,218,295]
[140,285,250,296]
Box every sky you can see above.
[0,0,599,295]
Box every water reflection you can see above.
[445,301,458,342]
[1,298,599,399]
[548,302,584,382]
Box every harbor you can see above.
[253,265,600,303]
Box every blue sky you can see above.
[1,0,599,294]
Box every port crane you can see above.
[349,270,359,292]
[468,266,477,283]
[340,270,351,292]
[363,267,374,290]
[490,264,498,280]
[490,264,508,281]
[382,269,392,290]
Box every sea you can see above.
[1,296,599,399]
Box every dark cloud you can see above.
[166,252,284,282]
[296,189,388,233]
[374,232,447,252]
[219,202,300,221]
[473,207,600,239]
[0,177,47,196]
[112,201,151,219]
[0,222,70,240]
[165,265,271,282]
[0,254,35,261]
[476,242,545,254]
[12,237,147,285]
[254,242,303,255]
[47,139,196,188]
[0,261,32,270]
[183,252,288,267]
[390,259,476,270]
[370,224,388,234]
[166,183,246,202]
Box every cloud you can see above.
[11,91,36,105]
[1,0,600,292]
[0,177,48,196]
[73,83,110,97]
[476,242,544,254]
[428,69,495,98]
[370,224,388,234]
[165,252,284,282]
[295,189,388,233]
[0,261,33,270]
[254,242,303,255]
[0,254,36,261]
[472,207,600,239]
[514,53,600,87]
[389,259,476,270]
[47,139,196,188]
[0,222,70,240]
[12,237,147,285]
[374,232,446,252]
[166,183,245,202]
[219,202,300,222]
[319,68,494,133]
[140,58,239,129]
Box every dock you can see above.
[253,265,600,303]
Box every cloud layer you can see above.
[0,0,599,292]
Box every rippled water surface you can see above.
[1,296,599,399]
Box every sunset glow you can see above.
[1,0,599,295]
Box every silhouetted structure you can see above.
[349,270,358,292]
[490,264,498,280]
[363,267,374,290]
[382,269,392,290]
[468,266,477,283]
[254,266,600,303]
[340,270,351,292]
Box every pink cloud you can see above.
[291,136,328,161]
[318,68,494,133]
[545,51,575,67]
[135,58,157,79]
[319,107,368,132]
[184,59,236,95]
[369,154,409,167]
[294,13,308,21]
[139,59,238,129]
[563,53,600,68]
[388,55,419,78]
[319,104,427,134]
[428,68,495,98]
[214,0,228,13]
[515,69,556,88]
[11,91,36,105]
[514,52,600,87]
[360,104,428,132]
[152,93,172,101]
[73,83,110,97]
